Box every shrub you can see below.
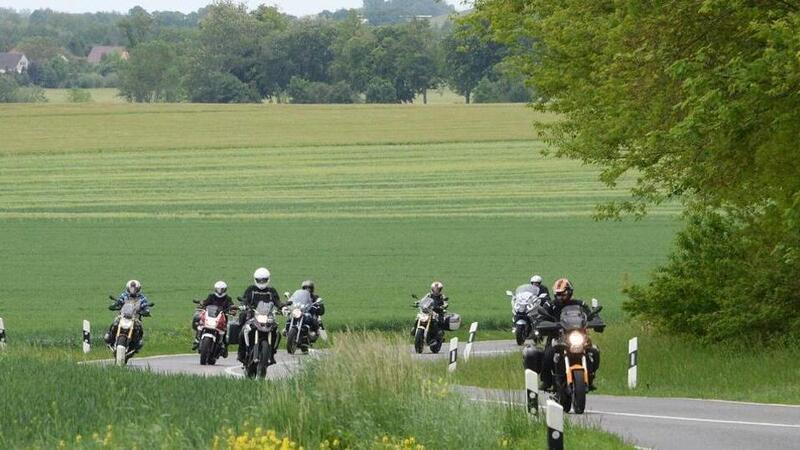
[287,77,355,104]
[0,76,46,103]
[473,75,533,103]
[67,88,92,103]
[365,78,397,103]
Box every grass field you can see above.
[0,334,634,449]
[0,103,679,352]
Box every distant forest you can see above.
[0,0,533,104]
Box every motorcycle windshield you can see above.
[120,301,137,319]
[288,289,313,311]
[560,305,587,331]
[418,296,435,312]
[255,301,275,317]
[205,305,220,318]
[515,284,540,297]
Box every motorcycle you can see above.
[505,284,549,345]
[241,300,287,379]
[283,289,324,355]
[411,294,461,354]
[107,295,154,366]
[192,300,237,366]
[535,300,604,414]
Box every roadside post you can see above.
[448,337,458,373]
[628,337,638,389]
[546,399,564,450]
[525,369,539,417]
[463,322,478,362]
[83,320,91,353]
[0,317,6,349]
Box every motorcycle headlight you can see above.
[291,309,303,319]
[119,318,133,329]
[256,314,269,324]
[568,331,586,348]
[205,317,218,328]
[417,313,430,322]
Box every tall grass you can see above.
[0,333,632,449]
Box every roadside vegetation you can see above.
[0,334,633,449]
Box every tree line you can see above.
[0,1,533,104]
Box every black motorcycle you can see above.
[106,295,154,366]
[283,289,324,355]
[534,302,604,414]
[241,300,286,378]
[411,294,461,354]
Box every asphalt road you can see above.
[87,340,800,449]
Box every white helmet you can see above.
[126,279,141,296]
[430,281,444,295]
[254,268,270,289]
[213,281,228,298]
[530,275,543,285]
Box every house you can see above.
[87,46,129,64]
[0,52,29,74]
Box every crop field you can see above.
[0,103,679,351]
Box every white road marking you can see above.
[584,409,800,429]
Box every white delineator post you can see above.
[525,369,539,417]
[0,317,6,349]
[546,399,564,450]
[448,337,458,373]
[82,320,91,354]
[463,322,478,362]
[628,337,638,389]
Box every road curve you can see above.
[84,341,800,449]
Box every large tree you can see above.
[442,18,503,103]
[474,0,800,340]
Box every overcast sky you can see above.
[0,1,471,16]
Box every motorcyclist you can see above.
[104,280,151,351]
[191,281,234,356]
[530,275,550,300]
[428,281,449,338]
[237,267,284,364]
[300,279,325,337]
[535,278,601,391]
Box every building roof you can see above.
[87,46,127,64]
[0,52,25,71]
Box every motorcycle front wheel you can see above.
[199,336,213,365]
[257,340,272,378]
[515,324,527,345]
[286,328,298,355]
[414,329,425,354]
[114,336,128,366]
[572,370,587,414]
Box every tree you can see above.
[442,19,503,103]
[363,0,454,26]
[118,40,183,102]
[119,6,153,48]
[365,77,397,103]
[474,0,800,341]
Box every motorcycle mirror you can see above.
[591,298,599,309]
[108,295,116,301]
[505,290,513,297]
[283,291,290,299]
[192,299,200,304]
[148,302,156,307]
[411,293,419,300]
[594,305,603,314]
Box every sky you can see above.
[0,1,471,17]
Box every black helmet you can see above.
[301,280,315,294]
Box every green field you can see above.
[0,103,679,351]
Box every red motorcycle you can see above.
[194,302,235,365]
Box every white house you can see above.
[0,52,29,74]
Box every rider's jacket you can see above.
[111,291,151,315]
[541,297,589,319]
[201,294,233,311]
[240,285,283,310]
